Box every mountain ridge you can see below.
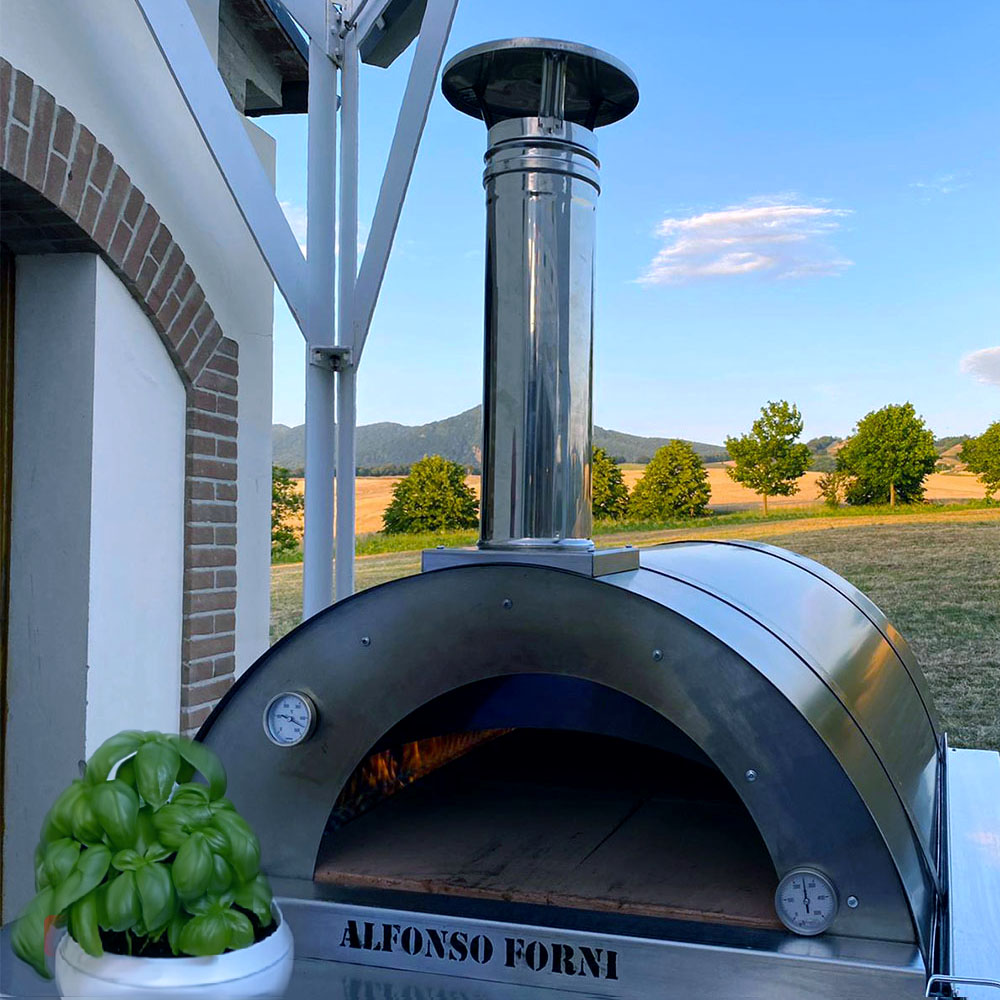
[272,406,730,472]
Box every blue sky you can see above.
[262,0,999,444]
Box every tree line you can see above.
[272,406,999,544]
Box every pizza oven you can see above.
[198,39,999,1000]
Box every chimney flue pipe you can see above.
[442,39,639,550]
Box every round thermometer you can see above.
[775,868,838,936]
[263,691,317,747]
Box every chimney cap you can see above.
[442,38,639,130]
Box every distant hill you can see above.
[272,406,728,473]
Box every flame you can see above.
[330,730,510,828]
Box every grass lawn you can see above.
[271,511,999,750]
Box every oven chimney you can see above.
[442,40,639,550]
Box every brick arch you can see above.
[1,59,240,733]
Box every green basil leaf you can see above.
[111,848,143,872]
[104,870,141,932]
[69,892,104,958]
[11,886,56,979]
[134,806,159,856]
[134,741,180,810]
[114,756,138,791]
[51,844,111,914]
[91,780,139,848]
[34,843,50,891]
[85,731,144,785]
[41,781,87,842]
[200,825,228,853]
[223,908,254,951]
[211,810,260,882]
[144,844,172,864]
[171,783,210,806]
[233,874,273,926]
[167,911,188,956]
[172,832,213,901]
[70,789,104,844]
[178,911,229,957]
[136,862,177,933]
[43,838,81,888]
[170,737,227,801]
[208,853,234,893]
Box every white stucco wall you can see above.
[86,258,187,755]
[5,256,96,916]
[1,1,275,671]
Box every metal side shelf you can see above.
[927,747,1000,999]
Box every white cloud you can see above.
[911,172,968,196]
[960,347,1000,387]
[638,197,852,284]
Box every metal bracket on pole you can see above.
[309,345,353,371]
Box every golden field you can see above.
[288,469,987,535]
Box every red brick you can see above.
[195,370,237,396]
[166,285,206,349]
[177,329,199,365]
[184,569,216,591]
[148,244,184,312]
[181,676,233,708]
[52,106,75,155]
[149,223,172,262]
[216,395,238,418]
[42,151,68,202]
[212,655,236,677]
[25,87,55,189]
[0,61,12,134]
[122,187,144,226]
[186,433,215,456]
[192,302,213,336]
[214,525,236,545]
[206,353,238,377]
[122,203,159,279]
[218,337,239,358]
[187,332,219,379]
[78,186,102,234]
[187,501,237,523]
[11,70,33,125]
[62,126,95,218]
[185,590,237,614]
[174,265,195,302]
[214,612,236,632]
[182,661,213,684]
[156,293,183,333]
[215,483,238,502]
[3,123,27,177]
[185,635,235,660]
[180,705,213,733]
[89,143,113,190]
[93,166,131,248]
[192,389,217,412]
[108,220,133,265]
[190,411,237,437]
[186,480,215,501]
[185,523,214,545]
[215,570,237,588]
[187,614,216,636]
[188,547,237,570]
[216,439,237,460]
[135,256,159,297]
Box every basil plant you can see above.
[12,731,274,978]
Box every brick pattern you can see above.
[1,60,239,734]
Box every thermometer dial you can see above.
[775,868,838,936]
[263,691,317,747]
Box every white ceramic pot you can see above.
[54,903,293,998]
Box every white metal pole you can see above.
[335,35,360,601]
[302,39,339,619]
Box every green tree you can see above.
[836,402,937,506]
[961,421,1000,500]
[816,469,854,508]
[382,454,479,533]
[724,401,812,515]
[629,440,710,520]
[271,466,303,556]
[592,446,629,520]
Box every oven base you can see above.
[275,887,926,1000]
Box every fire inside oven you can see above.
[316,677,779,932]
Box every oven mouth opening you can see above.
[316,727,781,931]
